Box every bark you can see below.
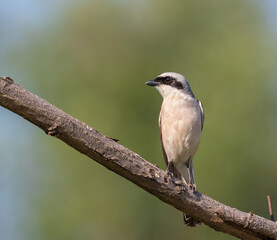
[0,76,276,240]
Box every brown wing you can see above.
[159,116,182,179]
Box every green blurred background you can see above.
[1,0,277,239]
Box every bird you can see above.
[145,72,204,227]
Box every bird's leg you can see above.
[165,161,180,183]
[186,160,196,193]
[165,162,174,177]
[185,162,193,189]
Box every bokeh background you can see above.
[1,1,277,239]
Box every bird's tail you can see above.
[183,213,201,227]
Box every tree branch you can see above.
[0,76,276,240]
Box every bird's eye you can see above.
[164,77,172,84]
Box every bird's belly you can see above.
[164,124,201,164]
[161,99,202,164]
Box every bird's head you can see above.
[146,72,195,99]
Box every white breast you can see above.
[159,94,202,165]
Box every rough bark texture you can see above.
[0,76,276,240]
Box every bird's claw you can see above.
[164,169,174,182]
[188,183,197,194]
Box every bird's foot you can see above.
[188,183,197,194]
[164,169,174,182]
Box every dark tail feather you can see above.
[183,213,201,227]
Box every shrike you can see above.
[146,72,204,227]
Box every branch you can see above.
[0,76,276,240]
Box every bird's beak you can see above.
[145,80,159,87]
